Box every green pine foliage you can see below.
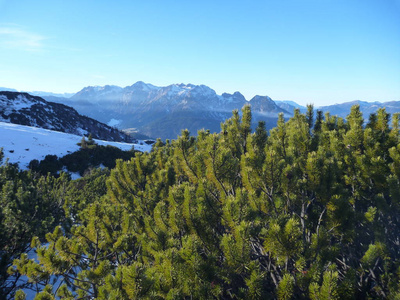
[29,143,136,176]
[5,105,400,299]
[0,158,69,299]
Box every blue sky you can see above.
[0,0,399,106]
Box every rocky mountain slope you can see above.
[275,100,307,114]
[0,91,132,142]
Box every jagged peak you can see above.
[220,92,246,105]
[176,83,196,89]
[170,83,215,94]
[129,81,159,90]
[250,95,273,102]
[222,91,245,99]
[77,85,122,93]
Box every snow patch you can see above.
[0,122,152,169]
[70,172,81,180]
[0,94,35,116]
[107,119,122,127]
[75,127,88,136]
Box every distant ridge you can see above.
[318,100,400,119]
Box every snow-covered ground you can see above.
[0,121,152,169]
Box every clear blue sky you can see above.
[0,0,399,106]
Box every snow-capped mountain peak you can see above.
[220,91,246,103]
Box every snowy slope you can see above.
[0,122,152,169]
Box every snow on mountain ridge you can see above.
[73,81,254,105]
[69,81,292,118]
[0,94,34,116]
[220,92,246,104]
[73,85,123,99]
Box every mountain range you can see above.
[2,82,399,140]
[318,100,400,119]
[41,82,292,140]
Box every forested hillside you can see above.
[2,105,400,299]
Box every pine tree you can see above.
[11,105,400,299]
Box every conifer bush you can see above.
[8,105,400,299]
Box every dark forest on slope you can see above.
[1,105,400,299]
